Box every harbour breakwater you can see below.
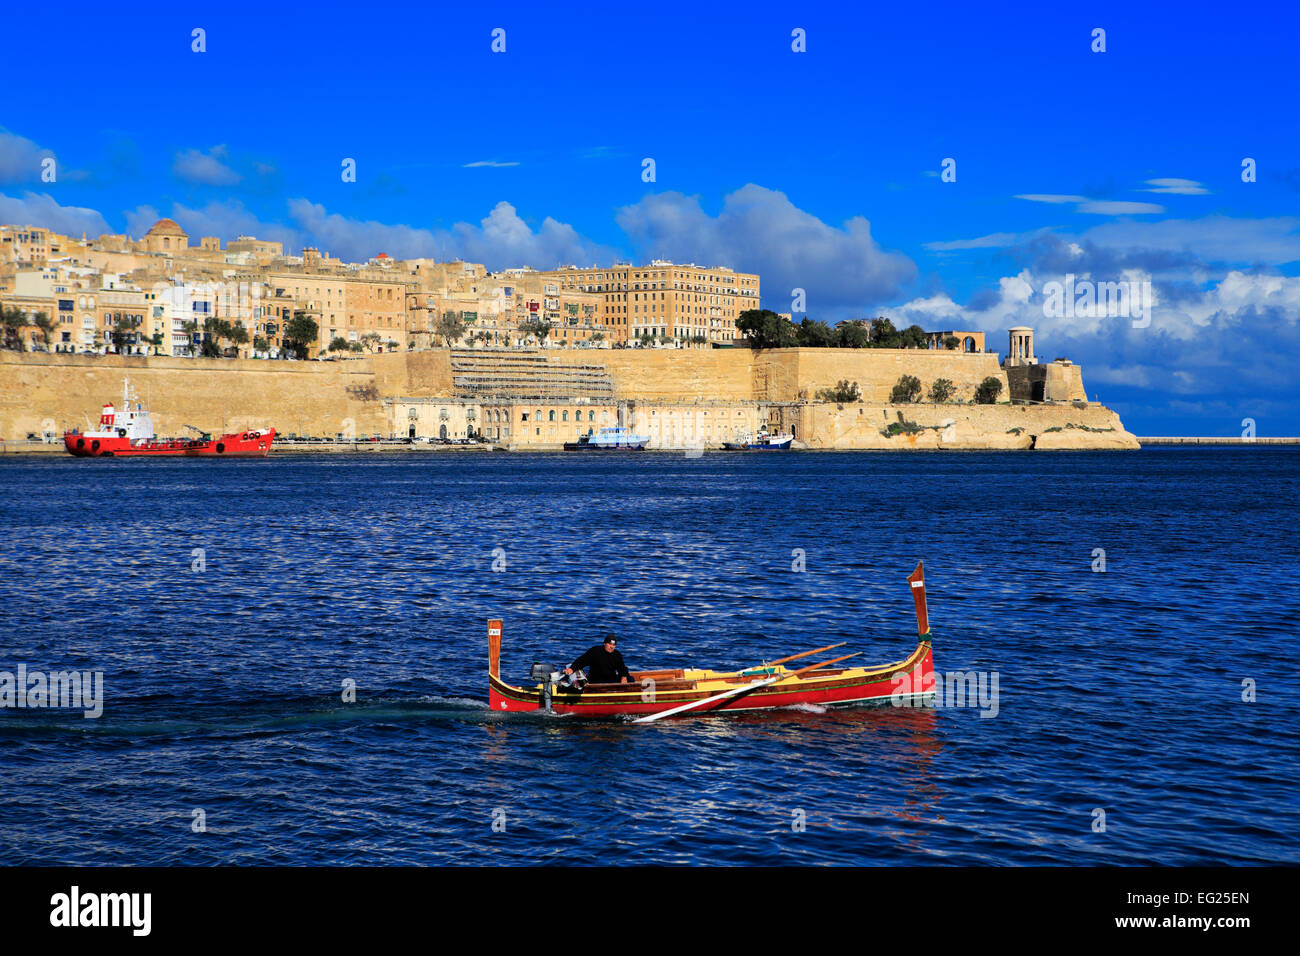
[0,348,1137,450]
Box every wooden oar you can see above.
[634,652,861,724]
[762,642,848,669]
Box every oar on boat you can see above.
[633,652,861,724]
[759,642,847,669]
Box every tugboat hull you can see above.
[64,429,276,458]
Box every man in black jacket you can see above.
[565,635,633,684]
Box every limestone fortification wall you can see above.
[780,401,1137,450]
[757,348,1008,403]
[0,351,389,439]
[548,348,756,402]
[0,347,1133,449]
[547,347,1007,404]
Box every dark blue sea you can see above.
[1,448,1296,866]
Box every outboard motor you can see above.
[530,662,563,709]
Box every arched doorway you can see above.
[439,424,448,440]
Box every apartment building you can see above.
[534,260,760,346]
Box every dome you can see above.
[146,218,187,236]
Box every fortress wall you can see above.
[548,348,757,402]
[0,352,388,439]
[546,346,1012,404]
[0,348,1122,449]
[758,349,1009,403]
[782,401,1137,450]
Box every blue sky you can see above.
[2,0,1298,434]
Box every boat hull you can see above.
[63,428,276,458]
[489,640,934,718]
[562,442,647,451]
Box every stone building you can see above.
[534,260,760,347]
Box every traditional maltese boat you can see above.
[63,378,275,458]
[488,562,936,721]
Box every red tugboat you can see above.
[63,379,275,458]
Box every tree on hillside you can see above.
[928,378,956,403]
[436,312,466,347]
[890,374,922,403]
[32,311,55,349]
[795,318,836,348]
[180,320,200,356]
[870,317,898,347]
[737,309,798,349]
[283,312,319,359]
[815,380,862,403]
[835,322,869,348]
[1,306,28,351]
[898,324,929,349]
[975,376,1003,404]
[111,315,137,353]
[518,319,551,346]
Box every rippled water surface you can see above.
[1,448,1297,865]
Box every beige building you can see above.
[534,260,760,347]
[141,218,189,256]
[0,225,64,266]
[266,265,410,356]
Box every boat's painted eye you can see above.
[500,702,508,709]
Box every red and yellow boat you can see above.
[488,562,936,721]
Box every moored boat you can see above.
[722,428,794,451]
[488,562,936,719]
[62,378,275,458]
[563,425,649,451]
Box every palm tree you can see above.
[32,311,55,350]
[1,305,28,351]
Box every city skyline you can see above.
[2,0,1297,434]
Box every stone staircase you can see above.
[449,349,616,401]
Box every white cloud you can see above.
[285,199,613,268]
[0,130,56,184]
[1142,178,1209,195]
[1015,194,1088,204]
[1080,216,1300,266]
[1078,200,1166,216]
[924,230,1043,252]
[173,145,241,186]
[463,160,520,168]
[126,199,299,246]
[1016,193,1164,216]
[0,191,109,237]
[888,263,1300,400]
[616,184,916,309]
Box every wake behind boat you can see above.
[63,378,275,458]
[488,562,936,719]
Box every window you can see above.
[548,410,555,421]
